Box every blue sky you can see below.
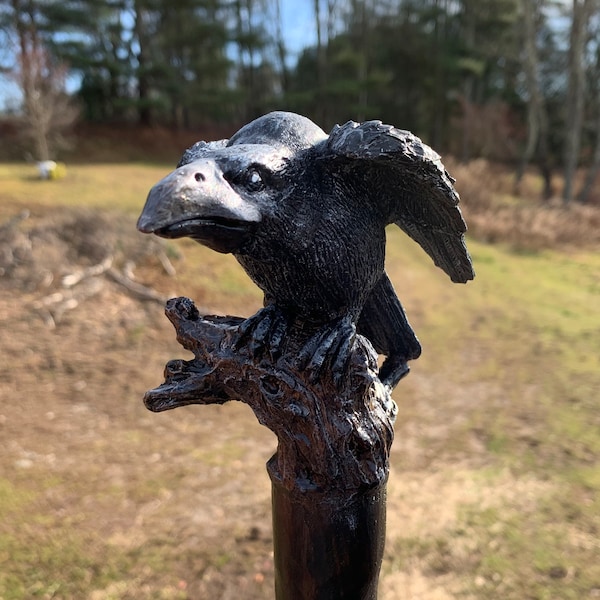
[280,2,316,62]
[0,3,316,113]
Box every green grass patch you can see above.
[385,227,600,597]
[0,478,34,514]
[0,162,169,217]
[0,526,133,600]
[459,497,600,600]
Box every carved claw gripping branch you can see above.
[138,111,474,600]
[143,297,396,493]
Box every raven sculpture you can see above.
[138,111,474,389]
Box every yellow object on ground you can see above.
[38,161,67,180]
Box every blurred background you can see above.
[0,1,599,599]
[4,0,600,203]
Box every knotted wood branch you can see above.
[144,297,397,494]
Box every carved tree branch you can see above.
[144,297,397,494]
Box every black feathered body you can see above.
[235,156,386,323]
[138,111,474,386]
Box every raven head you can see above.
[137,112,327,255]
[138,144,288,254]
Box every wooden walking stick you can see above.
[138,111,474,599]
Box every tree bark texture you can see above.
[515,0,552,198]
[271,475,386,600]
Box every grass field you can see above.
[0,162,599,599]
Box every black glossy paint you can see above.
[271,474,387,600]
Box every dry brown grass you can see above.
[446,158,600,250]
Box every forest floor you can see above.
[0,162,599,599]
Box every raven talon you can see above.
[236,305,287,361]
[297,317,356,386]
[379,355,410,389]
[330,331,356,389]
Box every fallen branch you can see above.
[156,247,176,276]
[62,256,113,287]
[106,267,168,304]
[34,277,105,327]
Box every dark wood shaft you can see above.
[271,471,387,600]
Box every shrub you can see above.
[446,158,600,250]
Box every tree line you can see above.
[2,0,600,203]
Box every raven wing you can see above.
[320,120,474,283]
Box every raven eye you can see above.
[246,168,264,191]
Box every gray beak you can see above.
[137,159,261,254]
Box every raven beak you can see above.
[137,159,261,254]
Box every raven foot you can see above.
[378,354,410,390]
[293,315,357,387]
[235,304,288,362]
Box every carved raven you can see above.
[138,111,474,389]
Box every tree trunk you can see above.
[274,0,289,96]
[563,0,592,203]
[134,0,152,127]
[430,0,448,150]
[351,0,370,122]
[577,15,600,203]
[460,3,476,163]
[461,79,474,163]
[314,0,327,124]
[271,475,386,600]
[576,106,600,203]
[515,0,541,191]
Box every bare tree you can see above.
[577,105,600,202]
[272,0,289,96]
[562,0,593,203]
[577,13,600,203]
[515,0,552,198]
[313,0,326,123]
[14,45,78,161]
[459,0,477,163]
[313,0,341,125]
[133,0,152,127]
[350,0,370,122]
[9,0,78,161]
